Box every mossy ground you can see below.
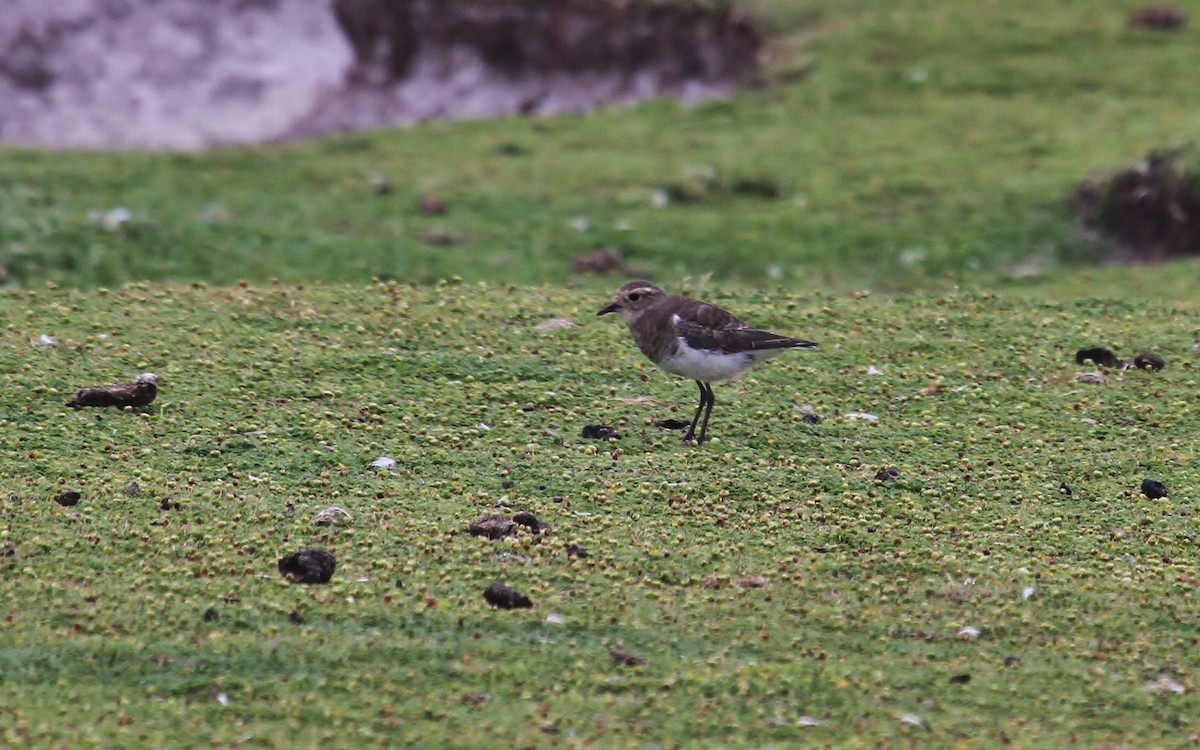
[1,0,1198,291]
[2,278,1197,747]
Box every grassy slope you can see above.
[1,0,1198,291]
[1,280,1198,747]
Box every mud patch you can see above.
[1073,148,1200,263]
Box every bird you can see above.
[598,280,817,443]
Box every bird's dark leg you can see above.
[683,380,708,442]
[695,382,715,444]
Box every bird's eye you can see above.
[628,292,642,302]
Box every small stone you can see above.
[314,506,352,525]
[875,467,900,482]
[203,607,219,623]
[288,610,307,625]
[1075,371,1106,385]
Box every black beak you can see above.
[597,302,620,316]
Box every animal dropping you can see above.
[278,548,336,584]
[1141,478,1168,499]
[1074,347,1119,368]
[67,373,158,409]
[483,581,532,609]
[1133,352,1165,371]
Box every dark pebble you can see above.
[483,581,532,609]
[1133,352,1165,371]
[801,414,822,425]
[1075,346,1119,368]
[203,607,219,623]
[581,424,621,440]
[1141,478,1168,499]
[277,548,336,584]
[54,490,81,507]
[288,610,307,625]
[949,673,971,684]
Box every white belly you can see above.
[658,338,781,382]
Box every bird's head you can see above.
[597,280,664,320]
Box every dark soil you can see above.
[1073,149,1200,263]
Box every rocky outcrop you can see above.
[0,0,763,150]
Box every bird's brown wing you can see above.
[672,298,816,354]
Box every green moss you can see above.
[1,279,1198,746]
[2,0,1198,291]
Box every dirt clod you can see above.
[468,514,518,540]
[1127,4,1188,30]
[512,511,548,533]
[417,196,447,215]
[67,373,158,409]
[277,548,336,584]
[1073,148,1200,262]
[609,647,646,667]
[1141,478,1168,499]
[203,607,219,623]
[288,610,307,625]
[483,581,532,609]
[1134,352,1165,371]
[566,543,589,559]
[581,424,621,440]
[573,248,624,275]
[656,418,691,431]
[875,467,900,482]
[1075,347,1119,368]
[54,490,81,507]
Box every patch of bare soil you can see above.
[1072,148,1200,263]
[0,0,762,150]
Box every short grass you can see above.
[2,277,1198,747]
[1,0,1198,291]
